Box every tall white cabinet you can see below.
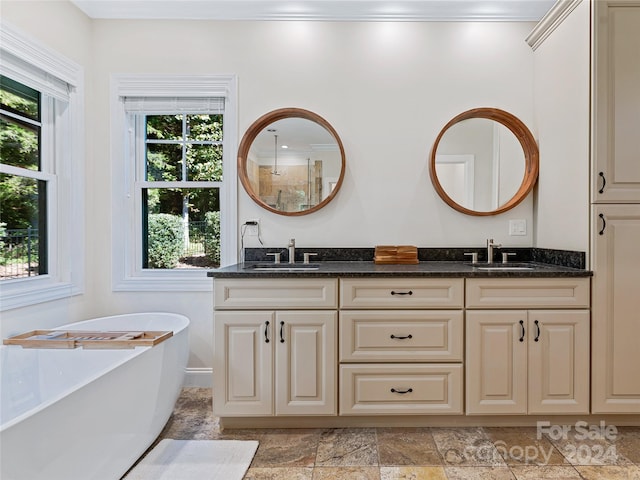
[591,0,640,413]
[591,207,640,413]
[592,1,640,202]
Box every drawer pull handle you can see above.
[390,334,413,340]
[599,213,606,235]
[390,388,413,394]
[519,320,525,342]
[534,320,540,342]
[598,171,606,194]
[264,321,270,343]
[280,321,285,343]
[391,290,413,296]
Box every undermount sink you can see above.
[246,263,320,271]
[472,263,535,271]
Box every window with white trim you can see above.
[1,76,49,280]
[0,22,84,311]
[112,75,237,291]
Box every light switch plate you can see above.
[509,219,527,236]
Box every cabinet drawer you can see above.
[466,278,590,309]
[339,364,462,415]
[339,311,463,362]
[214,278,338,309]
[340,278,463,309]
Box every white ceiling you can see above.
[70,0,556,21]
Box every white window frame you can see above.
[0,21,85,311]
[111,74,237,292]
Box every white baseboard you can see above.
[183,367,213,388]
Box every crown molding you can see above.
[525,0,583,51]
[71,1,555,22]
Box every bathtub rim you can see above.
[0,311,189,432]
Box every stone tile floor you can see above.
[154,388,640,480]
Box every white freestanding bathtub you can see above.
[0,312,190,480]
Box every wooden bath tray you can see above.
[3,330,173,349]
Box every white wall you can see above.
[532,0,591,254]
[3,2,543,378]
[1,1,92,337]
[230,21,537,248]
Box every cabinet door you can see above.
[592,205,640,413]
[466,311,528,415]
[275,311,337,415]
[213,311,273,416]
[528,311,590,414]
[593,1,640,202]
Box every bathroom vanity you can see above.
[208,253,609,428]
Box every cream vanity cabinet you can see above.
[465,278,591,415]
[213,278,338,416]
[338,278,464,415]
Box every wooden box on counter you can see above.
[374,245,419,264]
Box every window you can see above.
[112,75,237,291]
[0,23,84,311]
[1,76,48,280]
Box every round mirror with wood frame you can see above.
[238,108,346,216]
[429,107,539,216]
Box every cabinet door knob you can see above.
[599,213,606,235]
[519,320,525,342]
[534,320,540,342]
[390,388,413,394]
[279,321,285,343]
[390,334,413,340]
[264,320,270,343]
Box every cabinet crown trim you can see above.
[526,0,583,51]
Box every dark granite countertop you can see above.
[208,260,592,279]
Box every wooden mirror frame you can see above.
[429,107,539,216]
[238,107,346,216]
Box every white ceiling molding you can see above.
[525,0,582,50]
[71,0,556,22]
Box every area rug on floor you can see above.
[125,439,259,480]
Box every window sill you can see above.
[113,270,214,292]
[0,277,83,311]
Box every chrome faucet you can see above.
[288,238,296,264]
[486,238,502,264]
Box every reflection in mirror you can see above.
[247,118,340,212]
[435,118,524,211]
[430,108,538,216]
[238,108,345,216]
